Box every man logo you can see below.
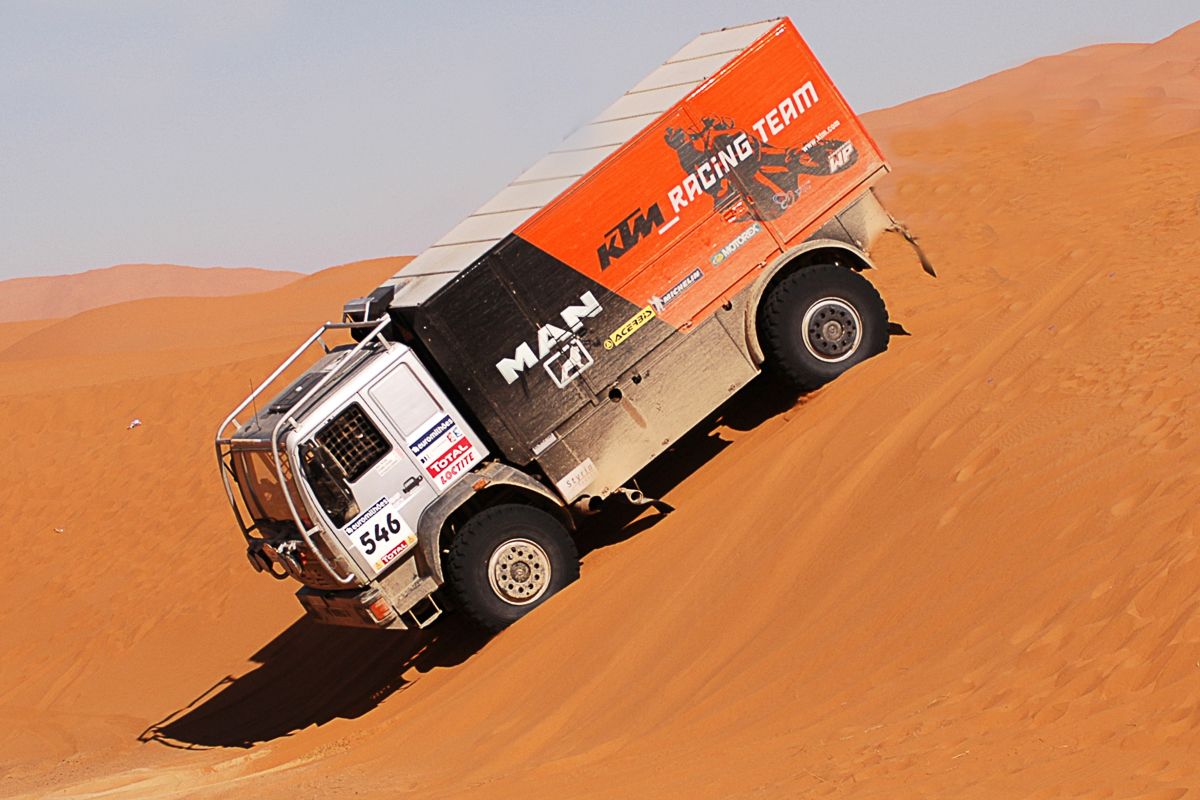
[543,338,594,388]
[495,292,602,386]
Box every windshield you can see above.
[231,449,312,527]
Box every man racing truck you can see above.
[216,18,931,632]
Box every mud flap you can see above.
[886,218,938,278]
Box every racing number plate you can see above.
[342,494,417,573]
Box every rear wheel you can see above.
[446,504,579,632]
[759,264,889,391]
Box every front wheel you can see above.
[445,504,579,632]
[759,264,889,392]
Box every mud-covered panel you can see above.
[623,209,779,330]
[403,235,673,463]
[492,236,675,397]
[537,310,759,501]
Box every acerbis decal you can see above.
[650,268,703,313]
[603,306,656,350]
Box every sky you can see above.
[1,1,1196,280]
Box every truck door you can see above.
[363,350,488,495]
[300,397,433,580]
[298,350,490,580]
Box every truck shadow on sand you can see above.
[141,376,800,749]
[139,615,490,749]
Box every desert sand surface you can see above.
[0,263,302,324]
[2,22,1199,799]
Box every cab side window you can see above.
[315,403,392,481]
[368,364,442,437]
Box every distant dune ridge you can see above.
[0,262,303,323]
[1,20,1199,800]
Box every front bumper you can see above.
[297,585,402,629]
[296,579,445,631]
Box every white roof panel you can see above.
[592,83,695,123]
[433,208,537,246]
[474,178,578,215]
[556,114,660,152]
[666,19,778,63]
[389,19,782,308]
[628,51,735,94]
[402,241,495,277]
[513,146,621,184]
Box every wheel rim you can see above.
[800,297,862,363]
[487,538,552,606]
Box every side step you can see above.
[404,595,443,629]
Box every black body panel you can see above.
[390,234,673,464]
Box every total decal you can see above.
[495,291,602,388]
[343,494,418,573]
[407,413,480,489]
[594,80,859,272]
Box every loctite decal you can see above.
[603,306,656,350]
[407,413,478,488]
[432,445,480,487]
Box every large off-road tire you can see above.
[759,264,889,392]
[445,504,579,632]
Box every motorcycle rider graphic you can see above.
[664,115,857,221]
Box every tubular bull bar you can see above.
[215,316,393,587]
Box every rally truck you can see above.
[216,18,930,632]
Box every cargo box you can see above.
[386,18,890,498]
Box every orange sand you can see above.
[0,264,301,324]
[1,23,1198,799]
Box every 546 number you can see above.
[358,512,402,556]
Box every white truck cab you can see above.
[218,317,577,632]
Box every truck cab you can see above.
[218,317,577,632]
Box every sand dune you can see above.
[1,21,1198,800]
[0,263,302,324]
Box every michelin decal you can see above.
[650,269,703,313]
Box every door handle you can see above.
[402,475,423,494]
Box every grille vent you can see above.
[316,404,390,482]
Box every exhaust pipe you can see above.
[617,487,653,506]
[572,495,604,515]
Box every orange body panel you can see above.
[516,19,887,332]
